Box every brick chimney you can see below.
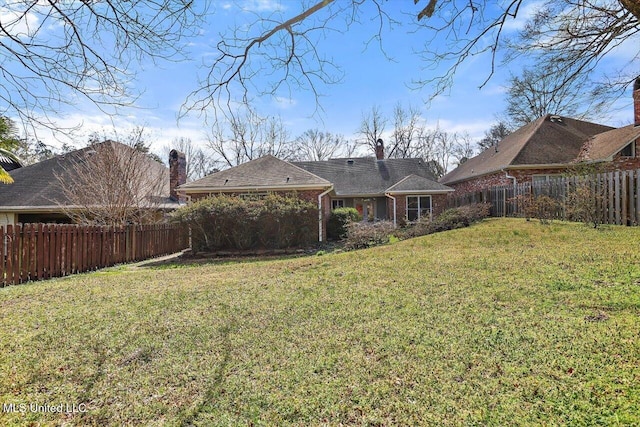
[375,138,384,160]
[634,76,640,127]
[169,149,187,202]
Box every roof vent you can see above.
[550,115,563,123]
[347,159,354,165]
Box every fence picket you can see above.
[448,168,640,227]
[0,223,187,287]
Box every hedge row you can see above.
[172,194,318,251]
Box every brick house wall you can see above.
[605,142,640,170]
[449,167,572,194]
[432,194,448,217]
[386,193,449,225]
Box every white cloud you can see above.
[427,119,492,140]
[501,1,545,32]
[272,96,298,110]
[0,7,40,38]
[241,0,286,12]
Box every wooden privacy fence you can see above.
[448,169,640,226]
[0,223,189,287]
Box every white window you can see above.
[619,141,636,157]
[406,196,432,221]
[331,199,345,209]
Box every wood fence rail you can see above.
[0,223,189,287]
[447,169,640,226]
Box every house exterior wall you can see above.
[606,144,640,171]
[386,194,448,225]
[448,168,571,194]
[432,194,448,217]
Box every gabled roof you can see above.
[293,157,440,196]
[179,155,331,191]
[440,115,614,185]
[577,124,640,162]
[385,174,454,194]
[0,141,172,209]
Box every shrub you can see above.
[511,194,561,225]
[401,203,491,239]
[343,221,395,250]
[171,193,317,251]
[326,207,361,240]
[565,180,605,228]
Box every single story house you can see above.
[0,141,185,227]
[178,142,454,241]
[441,77,640,193]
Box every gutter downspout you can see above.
[385,193,397,227]
[318,186,334,242]
[503,169,517,188]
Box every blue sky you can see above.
[5,0,639,159]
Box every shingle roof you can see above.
[440,115,614,184]
[179,155,331,191]
[385,174,454,193]
[293,157,442,196]
[577,125,640,162]
[0,141,172,208]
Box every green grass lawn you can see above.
[1,218,639,426]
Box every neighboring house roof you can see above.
[179,155,331,192]
[440,115,614,185]
[577,124,640,162]
[385,174,454,194]
[0,141,174,211]
[293,157,441,196]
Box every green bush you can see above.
[327,207,361,240]
[171,193,318,251]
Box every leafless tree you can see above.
[433,128,457,176]
[207,109,294,169]
[87,126,163,163]
[451,132,476,166]
[182,1,639,118]
[55,140,168,226]
[1,1,206,132]
[388,104,424,159]
[504,67,610,127]
[358,105,387,156]
[290,129,352,161]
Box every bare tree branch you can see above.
[0,1,206,133]
[55,139,169,226]
[206,108,293,169]
[180,0,638,120]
